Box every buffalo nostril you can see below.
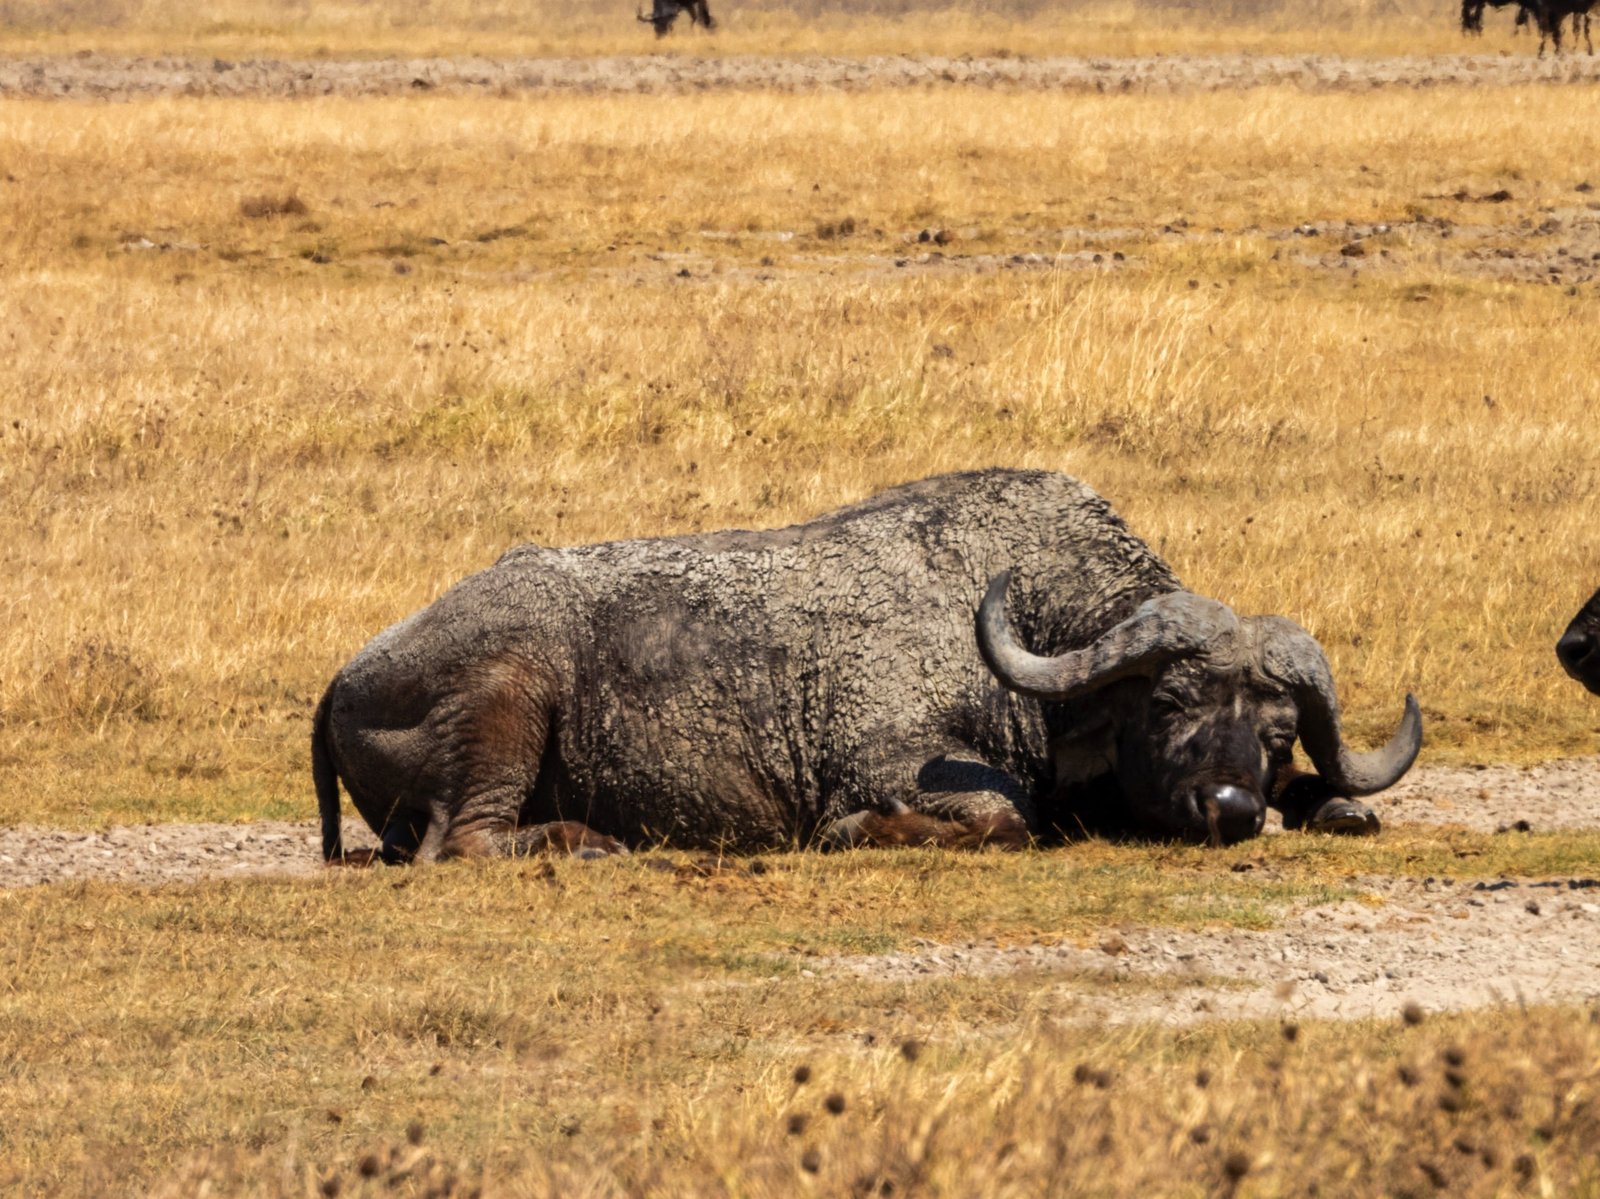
[1557,629,1595,673]
[1197,783,1264,846]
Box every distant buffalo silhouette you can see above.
[1460,0,1533,35]
[1531,0,1595,55]
[638,0,715,37]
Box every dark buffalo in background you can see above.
[1558,587,1600,694]
[638,0,715,37]
[1460,0,1533,35]
[313,469,1422,864]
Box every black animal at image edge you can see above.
[313,469,1422,863]
[1462,0,1595,53]
[1559,587,1600,694]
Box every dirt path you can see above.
[7,758,1597,1022]
[5,52,1600,100]
[823,874,1600,1025]
[4,757,1591,890]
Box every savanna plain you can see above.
[7,0,1600,1194]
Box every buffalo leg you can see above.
[821,751,1034,849]
[822,808,1029,849]
[511,821,629,859]
[1272,768,1380,837]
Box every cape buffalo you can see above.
[1529,0,1594,53]
[638,0,714,37]
[313,469,1421,862]
[1558,586,1600,693]
[1460,0,1533,35]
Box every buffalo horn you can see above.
[1257,617,1423,796]
[975,571,1240,701]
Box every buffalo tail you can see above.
[312,685,344,862]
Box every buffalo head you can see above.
[1557,587,1600,695]
[977,572,1422,845]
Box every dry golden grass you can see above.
[0,0,1495,60]
[5,838,1600,1195]
[3,85,1598,827]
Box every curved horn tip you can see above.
[1341,691,1423,796]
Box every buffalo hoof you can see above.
[326,847,385,867]
[819,811,875,849]
[513,821,630,858]
[1302,797,1381,837]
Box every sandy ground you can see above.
[6,52,1600,100]
[4,757,1595,890]
[823,874,1600,1024]
[4,758,1600,1023]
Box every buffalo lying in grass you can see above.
[313,469,1421,862]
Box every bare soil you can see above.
[6,52,1600,100]
[5,759,1600,1022]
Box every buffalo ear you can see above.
[1048,713,1117,787]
